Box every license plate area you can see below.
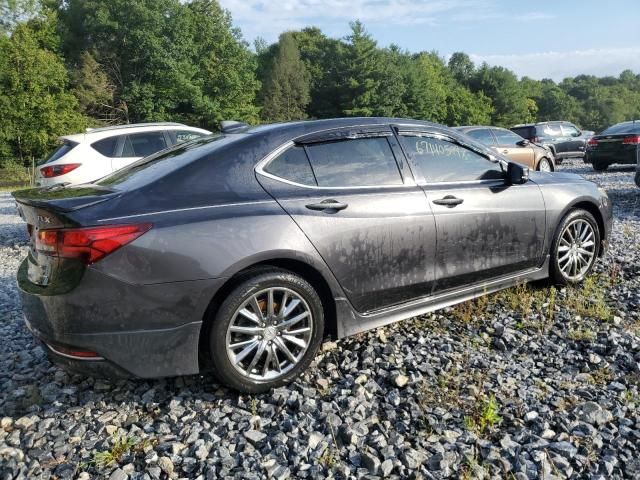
[27,252,51,286]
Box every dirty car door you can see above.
[396,127,546,292]
[256,126,437,312]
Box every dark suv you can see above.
[511,121,592,163]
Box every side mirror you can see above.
[517,139,530,146]
[507,162,529,185]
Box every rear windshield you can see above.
[41,141,78,164]
[601,122,640,135]
[97,134,230,190]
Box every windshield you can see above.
[97,134,231,190]
[601,122,640,135]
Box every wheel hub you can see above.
[263,326,278,341]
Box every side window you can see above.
[465,129,496,146]
[542,124,562,137]
[124,132,168,157]
[305,137,403,187]
[264,146,316,185]
[175,130,205,144]
[91,137,118,157]
[399,135,503,183]
[493,129,524,146]
[561,124,580,137]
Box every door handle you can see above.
[305,199,348,211]
[432,195,464,207]
[502,149,509,154]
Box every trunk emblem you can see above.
[37,215,52,224]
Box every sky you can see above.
[219,0,640,81]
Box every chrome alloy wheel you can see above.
[225,287,313,381]
[557,218,596,281]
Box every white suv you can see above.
[36,123,211,187]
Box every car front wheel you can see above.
[208,268,324,393]
[550,209,600,285]
[537,157,553,172]
[592,160,609,171]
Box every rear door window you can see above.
[264,146,316,185]
[465,129,496,146]
[123,132,168,157]
[561,124,580,137]
[541,124,562,137]
[305,137,403,187]
[399,134,502,183]
[91,137,118,157]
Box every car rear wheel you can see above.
[208,268,324,393]
[592,160,609,171]
[537,157,553,172]
[550,209,600,285]
[635,171,640,188]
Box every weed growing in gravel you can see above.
[249,397,259,416]
[566,276,612,321]
[588,366,614,386]
[319,425,339,470]
[451,292,490,324]
[93,433,138,467]
[463,394,501,436]
[567,328,596,342]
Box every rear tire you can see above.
[550,209,600,286]
[635,171,640,188]
[592,160,609,171]
[208,268,324,393]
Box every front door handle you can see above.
[432,195,464,207]
[502,149,509,154]
[306,199,348,212]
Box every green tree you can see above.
[0,14,85,163]
[57,0,259,126]
[448,52,475,86]
[259,32,310,121]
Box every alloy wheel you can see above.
[556,218,596,281]
[538,158,552,172]
[225,287,313,381]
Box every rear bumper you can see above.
[586,149,638,165]
[18,258,225,378]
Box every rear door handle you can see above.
[502,149,509,154]
[432,195,464,207]
[306,199,348,211]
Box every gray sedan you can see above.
[14,118,612,392]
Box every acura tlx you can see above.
[14,118,612,392]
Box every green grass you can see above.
[93,434,138,468]
[463,394,501,436]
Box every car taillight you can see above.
[622,135,640,145]
[587,138,599,146]
[35,223,152,264]
[40,163,81,178]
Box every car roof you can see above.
[245,117,441,136]
[511,121,572,128]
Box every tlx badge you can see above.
[37,215,52,224]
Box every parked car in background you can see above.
[14,117,612,392]
[36,123,211,187]
[510,121,590,163]
[585,121,640,171]
[455,126,555,171]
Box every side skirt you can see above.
[335,256,550,338]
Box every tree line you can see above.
[2,0,640,166]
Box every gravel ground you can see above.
[1,159,640,479]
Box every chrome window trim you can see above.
[255,139,416,190]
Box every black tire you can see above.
[536,157,553,172]
[635,171,640,188]
[592,160,609,171]
[208,268,324,393]
[550,209,600,286]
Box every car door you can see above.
[111,131,170,172]
[464,128,498,149]
[395,127,546,292]
[540,123,566,155]
[560,123,585,156]
[256,126,437,312]
[492,128,536,169]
